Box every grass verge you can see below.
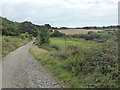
[2,36,30,57]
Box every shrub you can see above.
[82,40,119,87]
[51,30,65,37]
[54,40,119,87]
[71,31,116,43]
[19,32,32,40]
[52,45,85,60]
[36,26,50,46]
[88,31,94,34]
[50,44,60,51]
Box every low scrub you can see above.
[31,32,120,88]
[30,39,119,88]
[71,30,118,43]
[61,41,119,88]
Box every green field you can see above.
[50,37,97,50]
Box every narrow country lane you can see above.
[2,40,61,88]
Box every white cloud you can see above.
[1,0,119,27]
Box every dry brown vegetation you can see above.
[58,29,103,35]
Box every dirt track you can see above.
[2,40,61,88]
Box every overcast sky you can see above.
[0,0,119,27]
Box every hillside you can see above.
[1,17,51,37]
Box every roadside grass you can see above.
[30,45,86,88]
[2,36,30,57]
[50,37,97,50]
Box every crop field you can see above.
[58,29,103,35]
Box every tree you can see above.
[19,21,38,37]
[44,24,51,29]
[2,17,20,36]
[19,32,32,40]
[36,26,50,46]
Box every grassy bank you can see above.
[2,36,30,57]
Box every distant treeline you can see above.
[53,26,120,30]
[0,17,51,37]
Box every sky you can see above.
[0,0,119,27]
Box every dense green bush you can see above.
[71,30,117,43]
[19,32,32,40]
[51,30,65,37]
[1,17,51,37]
[60,40,119,88]
[50,44,60,51]
[36,26,50,46]
[84,40,119,87]
[2,17,20,36]
[71,33,100,40]
[19,21,39,37]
